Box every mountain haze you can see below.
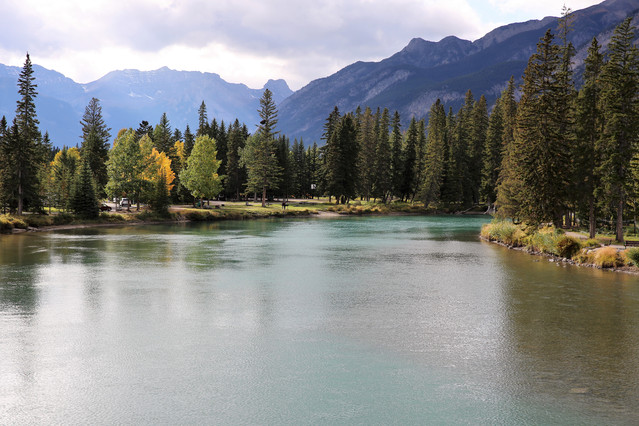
[0,65,292,147]
[277,0,639,143]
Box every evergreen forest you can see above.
[2,16,639,242]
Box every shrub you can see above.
[481,220,525,246]
[0,215,14,233]
[184,210,214,221]
[624,247,639,267]
[583,239,601,248]
[23,215,53,228]
[100,212,125,222]
[556,236,581,259]
[526,226,560,255]
[593,247,623,268]
[52,213,74,225]
[11,218,28,229]
[573,249,594,265]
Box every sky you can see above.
[1,0,603,91]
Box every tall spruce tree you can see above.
[495,77,521,219]
[373,108,392,202]
[421,99,447,206]
[575,38,604,238]
[80,97,111,196]
[390,111,403,200]
[69,159,99,219]
[399,117,419,202]
[13,53,43,214]
[481,97,504,207]
[226,119,247,201]
[325,114,358,204]
[468,95,489,205]
[357,107,377,201]
[597,18,639,242]
[197,101,209,137]
[153,112,172,155]
[241,89,281,206]
[511,29,573,226]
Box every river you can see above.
[1,216,638,424]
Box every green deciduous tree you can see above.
[180,135,223,204]
[106,129,145,208]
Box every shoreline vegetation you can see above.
[481,220,639,274]
[0,199,456,235]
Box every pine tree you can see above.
[597,18,639,242]
[51,146,80,210]
[510,29,574,226]
[468,95,488,205]
[495,77,521,219]
[390,111,403,200]
[325,114,358,204]
[69,159,99,219]
[183,125,195,158]
[373,108,392,202]
[575,38,604,238]
[399,117,419,202]
[421,99,447,206]
[357,107,377,200]
[153,112,172,155]
[149,169,171,217]
[226,119,247,201]
[242,88,282,207]
[80,97,111,196]
[441,108,464,206]
[135,121,153,141]
[197,101,209,137]
[481,97,504,207]
[13,53,43,214]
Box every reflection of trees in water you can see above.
[503,253,639,416]
[0,235,49,313]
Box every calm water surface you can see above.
[1,216,639,424]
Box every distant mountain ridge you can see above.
[277,0,639,143]
[0,65,293,147]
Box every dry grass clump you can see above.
[480,220,525,246]
[593,246,625,268]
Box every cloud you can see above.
[1,0,600,90]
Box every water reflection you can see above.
[497,248,639,419]
[2,217,639,424]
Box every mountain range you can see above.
[278,0,639,142]
[1,0,638,147]
[0,65,293,147]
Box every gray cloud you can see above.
[0,0,509,88]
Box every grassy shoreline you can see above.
[1,199,444,234]
[480,220,639,274]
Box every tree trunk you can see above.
[589,199,596,239]
[17,169,23,215]
[617,197,624,243]
[262,186,266,207]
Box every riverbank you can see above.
[2,199,446,235]
[480,220,639,274]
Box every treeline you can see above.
[2,14,639,241]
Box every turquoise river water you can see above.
[1,216,639,424]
